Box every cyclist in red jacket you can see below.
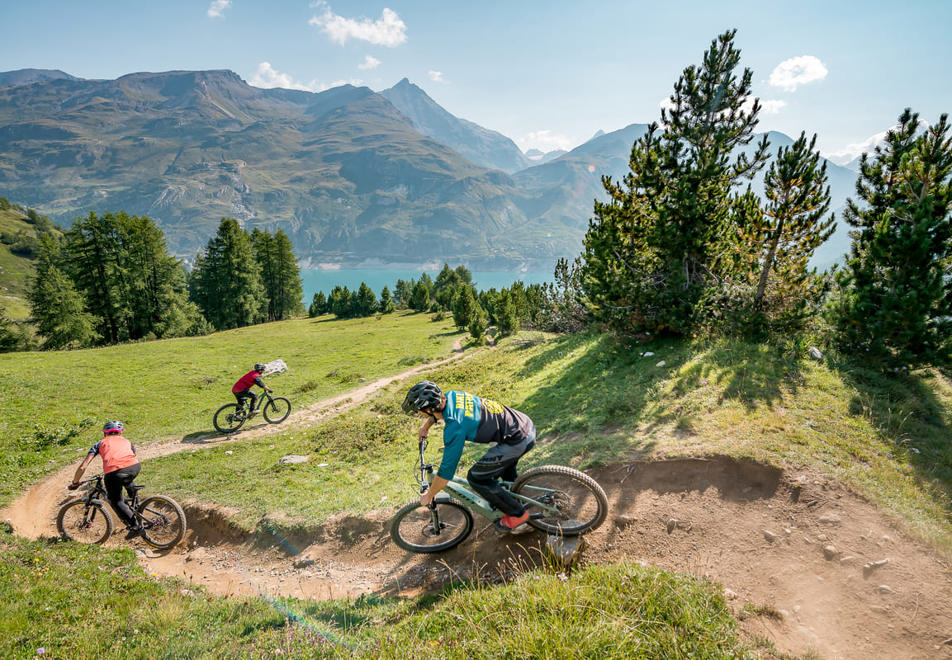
[232,363,273,416]
[69,420,142,538]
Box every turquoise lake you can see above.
[300,268,554,300]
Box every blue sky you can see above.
[2,1,950,162]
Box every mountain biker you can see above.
[68,420,143,538]
[402,380,536,532]
[232,363,273,416]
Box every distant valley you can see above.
[0,69,858,270]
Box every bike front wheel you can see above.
[213,403,245,434]
[138,495,187,549]
[263,397,291,424]
[57,498,114,544]
[513,465,609,536]
[390,500,474,553]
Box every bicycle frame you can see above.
[74,474,141,515]
[416,439,563,521]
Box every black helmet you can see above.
[103,420,124,435]
[254,363,266,372]
[402,380,443,414]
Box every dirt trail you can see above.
[4,343,952,659]
[1,339,467,539]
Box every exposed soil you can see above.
[4,344,952,659]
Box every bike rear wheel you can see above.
[513,466,608,536]
[213,403,245,434]
[390,500,474,553]
[138,495,187,549]
[57,498,114,544]
[263,396,291,424]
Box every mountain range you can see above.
[0,68,859,270]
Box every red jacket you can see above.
[232,370,263,393]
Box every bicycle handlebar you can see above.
[69,474,104,489]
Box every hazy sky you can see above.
[2,1,949,162]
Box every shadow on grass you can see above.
[669,340,804,412]
[512,333,660,467]
[834,360,952,519]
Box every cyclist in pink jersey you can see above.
[69,420,143,538]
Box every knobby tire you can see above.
[138,495,187,549]
[263,397,291,424]
[513,465,608,536]
[56,498,114,544]
[390,500,474,553]
[213,403,245,434]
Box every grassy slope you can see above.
[144,332,952,552]
[0,205,40,319]
[1,311,459,505]
[5,319,952,657]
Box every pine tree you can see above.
[253,229,303,321]
[309,292,327,317]
[830,110,952,367]
[64,211,128,343]
[452,284,478,329]
[28,264,99,349]
[468,306,487,343]
[409,281,430,312]
[190,218,265,330]
[580,30,769,337]
[354,282,378,316]
[329,285,353,318]
[495,290,520,335]
[725,133,835,334]
[379,286,395,314]
[393,279,413,308]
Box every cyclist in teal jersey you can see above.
[402,380,536,532]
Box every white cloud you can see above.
[207,0,231,19]
[309,3,407,47]
[358,55,381,70]
[517,130,575,153]
[249,62,314,91]
[824,128,891,165]
[428,70,445,84]
[759,99,787,115]
[769,55,828,92]
[249,63,364,92]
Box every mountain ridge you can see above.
[0,67,858,271]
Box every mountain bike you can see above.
[57,474,187,549]
[213,390,291,434]
[390,438,609,553]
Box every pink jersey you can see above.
[88,435,138,474]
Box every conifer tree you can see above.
[830,110,952,366]
[580,30,769,336]
[393,279,413,308]
[354,282,378,316]
[28,264,99,349]
[309,292,327,317]
[409,281,430,312]
[252,228,303,321]
[452,284,478,330]
[329,285,353,318]
[190,218,265,330]
[378,286,395,314]
[724,132,835,334]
